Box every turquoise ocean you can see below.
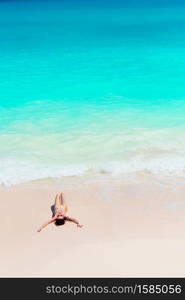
[1,0,185,185]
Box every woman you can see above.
[37,192,83,232]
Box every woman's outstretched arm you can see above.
[65,216,83,228]
[37,216,56,232]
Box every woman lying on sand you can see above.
[37,192,83,232]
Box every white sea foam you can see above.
[1,155,185,186]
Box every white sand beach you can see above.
[0,175,185,277]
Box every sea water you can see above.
[0,0,185,185]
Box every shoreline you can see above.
[1,169,185,189]
[0,176,185,277]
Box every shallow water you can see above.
[1,0,185,185]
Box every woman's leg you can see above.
[59,192,68,213]
[54,194,61,209]
[59,192,64,205]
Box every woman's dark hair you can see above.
[55,218,65,226]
